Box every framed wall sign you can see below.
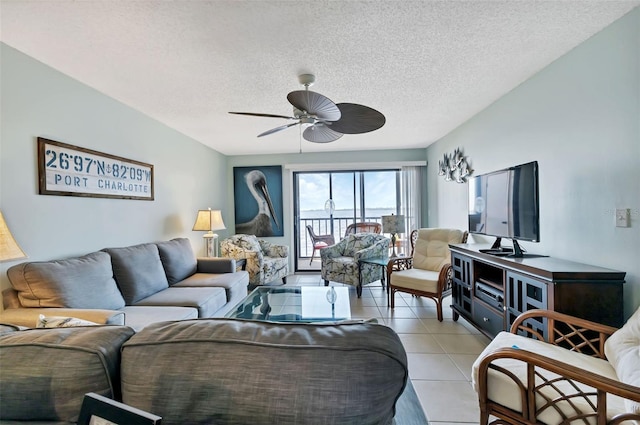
[38,138,154,200]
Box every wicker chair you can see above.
[305,225,335,265]
[472,308,640,425]
[344,222,382,238]
[387,228,468,321]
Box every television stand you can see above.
[449,243,625,339]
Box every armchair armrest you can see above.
[477,347,640,424]
[354,238,390,261]
[510,309,618,357]
[225,246,263,264]
[387,256,413,281]
[321,239,348,259]
[0,308,125,328]
[196,257,237,273]
[437,263,453,294]
[259,240,289,258]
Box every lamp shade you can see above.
[192,209,226,232]
[381,214,406,235]
[0,210,27,262]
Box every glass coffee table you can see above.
[226,286,351,322]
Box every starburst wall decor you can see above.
[438,148,473,183]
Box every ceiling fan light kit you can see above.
[229,74,385,144]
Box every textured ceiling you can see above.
[1,1,638,156]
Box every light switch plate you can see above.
[615,208,630,227]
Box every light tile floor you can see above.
[288,274,490,425]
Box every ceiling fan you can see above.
[229,74,386,143]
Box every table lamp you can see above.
[0,210,27,262]
[381,214,405,258]
[192,208,226,257]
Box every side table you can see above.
[357,257,389,298]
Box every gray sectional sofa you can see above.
[0,318,417,425]
[0,238,249,330]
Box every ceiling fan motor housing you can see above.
[298,73,316,87]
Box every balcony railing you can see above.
[299,217,383,258]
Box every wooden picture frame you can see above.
[37,138,154,200]
[77,393,162,425]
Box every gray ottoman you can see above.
[121,318,408,425]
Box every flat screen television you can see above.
[468,161,540,257]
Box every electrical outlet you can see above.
[615,208,630,228]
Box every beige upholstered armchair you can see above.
[388,228,467,321]
[221,234,288,287]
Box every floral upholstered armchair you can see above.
[221,234,288,287]
[321,233,390,297]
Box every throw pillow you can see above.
[36,315,98,328]
[103,243,169,305]
[604,306,640,415]
[156,238,197,285]
[6,251,126,310]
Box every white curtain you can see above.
[399,165,425,255]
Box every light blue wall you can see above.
[0,42,428,302]
[0,44,229,299]
[426,8,640,317]
[3,7,637,317]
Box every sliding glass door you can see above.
[295,169,399,271]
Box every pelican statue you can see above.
[236,170,280,236]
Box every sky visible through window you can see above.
[298,171,397,219]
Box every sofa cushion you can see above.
[132,287,227,318]
[0,323,21,336]
[120,319,408,425]
[390,267,439,292]
[119,306,198,332]
[604,306,640,415]
[104,243,169,305]
[0,325,135,422]
[6,251,125,310]
[172,271,249,303]
[156,238,197,285]
[472,331,628,424]
[0,308,126,328]
[412,228,464,272]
